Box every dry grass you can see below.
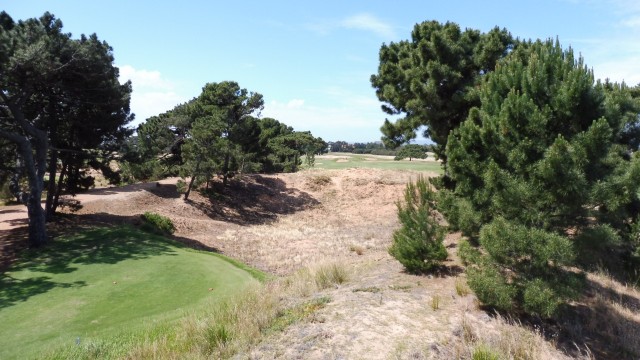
[560,271,640,358]
[430,295,441,311]
[434,313,582,360]
[47,261,351,359]
[349,244,365,255]
[306,174,333,191]
[455,277,471,297]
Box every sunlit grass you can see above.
[313,152,442,172]
[0,226,261,359]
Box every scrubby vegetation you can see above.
[389,176,447,273]
[141,211,176,235]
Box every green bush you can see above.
[465,218,582,316]
[389,176,447,273]
[457,238,481,265]
[140,212,175,235]
[467,264,515,311]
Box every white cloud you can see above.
[306,13,395,39]
[119,65,173,90]
[593,56,640,85]
[566,1,640,86]
[621,15,640,28]
[262,87,387,142]
[286,99,305,108]
[341,13,396,39]
[118,65,188,125]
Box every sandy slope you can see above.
[2,168,635,359]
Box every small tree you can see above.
[389,176,447,273]
[394,144,427,161]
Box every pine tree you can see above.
[389,176,447,273]
[441,40,640,316]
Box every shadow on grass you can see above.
[187,175,320,225]
[0,223,29,272]
[0,223,177,309]
[552,277,640,360]
[0,276,86,308]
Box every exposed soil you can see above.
[2,167,638,359]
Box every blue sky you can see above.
[4,0,640,142]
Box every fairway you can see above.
[0,226,261,360]
[314,153,442,172]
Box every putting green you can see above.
[0,226,261,359]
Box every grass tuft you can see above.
[349,244,365,255]
[455,277,471,297]
[430,295,441,310]
[314,262,348,289]
[472,344,500,360]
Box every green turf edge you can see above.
[134,226,269,282]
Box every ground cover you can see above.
[0,225,260,359]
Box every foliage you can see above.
[441,39,640,316]
[330,141,398,156]
[389,176,448,273]
[120,86,325,197]
[371,20,515,162]
[394,144,428,161]
[0,11,132,246]
[141,212,176,235]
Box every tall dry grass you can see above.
[45,261,351,360]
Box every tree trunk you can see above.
[16,135,48,247]
[45,103,59,220]
[51,161,68,214]
[45,149,58,220]
[184,160,201,201]
[1,94,48,247]
[222,151,230,186]
[9,156,26,203]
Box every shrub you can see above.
[457,238,481,265]
[389,176,447,273]
[467,264,515,312]
[140,212,175,235]
[314,263,348,289]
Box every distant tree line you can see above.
[328,140,435,157]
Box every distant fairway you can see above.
[0,226,261,360]
[314,152,442,172]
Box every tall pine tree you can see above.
[442,40,640,317]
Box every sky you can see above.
[4,0,640,143]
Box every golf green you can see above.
[0,226,260,359]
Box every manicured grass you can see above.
[314,152,442,172]
[0,226,261,360]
